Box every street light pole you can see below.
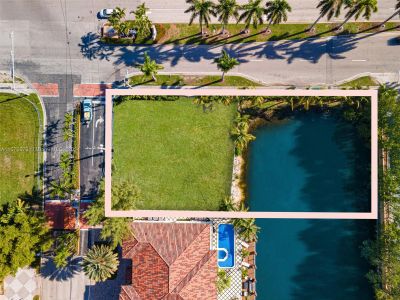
[10,31,15,90]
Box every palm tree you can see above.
[185,0,217,35]
[215,50,239,81]
[309,0,347,31]
[193,96,215,111]
[217,269,231,293]
[82,245,119,282]
[264,0,292,33]
[238,0,265,31]
[232,218,260,242]
[338,0,378,30]
[108,6,126,27]
[59,152,71,172]
[231,121,256,155]
[380,0,400,27]
[215,0,240,33]
[130,3,153,39]
[137,52,164,81]
[50,180,65,199]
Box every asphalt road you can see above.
[0,0,397,24]
[0,0,399,85]
[79,100,105,200]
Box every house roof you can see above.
[120,222,217,300]
[45,202,76,230]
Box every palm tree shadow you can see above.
[18,186,43,207]
[193,78,222,89]
[41,257,82,281]
[167,32,201,44]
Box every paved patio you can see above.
[3,268,39,300]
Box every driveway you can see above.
[40,256,130,300]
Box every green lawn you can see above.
[101,21,400,45]
[129,74,262,87]
[0,93,42,204]
[340,75,378,88]
[113,97,237,210]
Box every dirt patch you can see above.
[3,156,11,170]
[159,24,180,43]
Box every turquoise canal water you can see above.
[247,112,374,299]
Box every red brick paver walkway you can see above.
[73,84,113,97]
[31,83,59,97]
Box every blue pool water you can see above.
[218,224,235,268]
[247,113,374,299]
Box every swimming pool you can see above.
[217,224,235,268]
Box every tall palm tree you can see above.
[185,0,217,35]
[339,0,378,30]
[137,52,164,81]
[232,218,260,242]
[309,0,347,31]
[215,50,239,81]
[215,0,240,33]
[231,121,255,155]
[264,0,292,32]
[380,0,400,27]
[238,0,265,31]
[82,245,119,282]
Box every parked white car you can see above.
[99,8,114,18]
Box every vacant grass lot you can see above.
[113,97,237,210]
[0,93,42,204]
[129,74,262,87]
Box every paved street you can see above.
[79,100,105,199]
[0,0,398,24]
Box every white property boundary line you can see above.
[105,88,378,219]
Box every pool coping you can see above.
[104,88,378,219]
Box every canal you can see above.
[247,111,374,299]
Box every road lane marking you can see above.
[95,116,104,128]
[92,105,96,167]
[249,59,263,62]
[351,59,367,62]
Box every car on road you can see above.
[99,8,114,18]
[81,99,92,124]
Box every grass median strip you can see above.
[129,74,262,87]
[112,97,236,210]
[340,75,378,88]
[101,21,400,45]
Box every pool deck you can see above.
[242,241,257,300]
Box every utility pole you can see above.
[10,31,15,90]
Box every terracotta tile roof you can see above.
[45,202,76,230]
[120,222,217,300]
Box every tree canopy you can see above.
[0,200,51,281]
[84,180,140,248]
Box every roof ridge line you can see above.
[169,223,209,266]
[171,250,215,295]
